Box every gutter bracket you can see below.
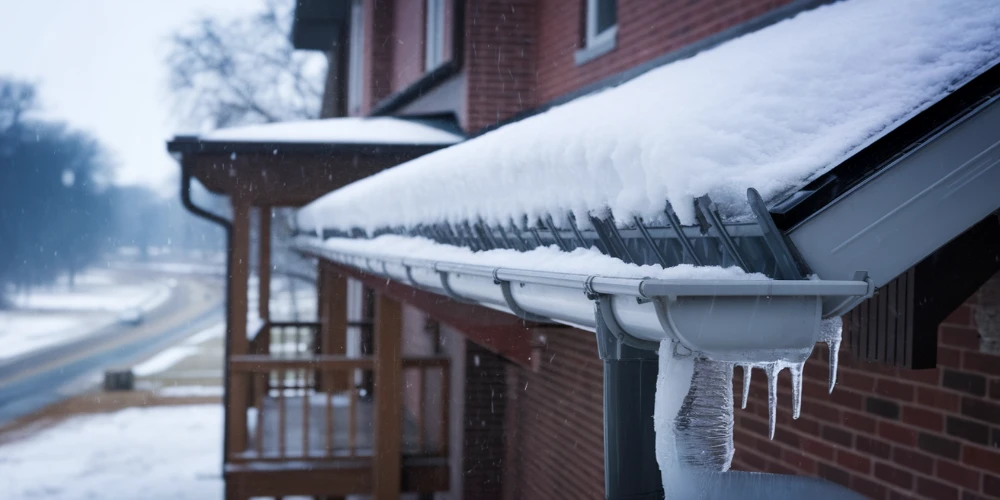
[437,270,473,304]
[822,271,876,318]
[695,195,750,272]
[592,292,660,359]
[747,187,809,279]
[492,269,552,323]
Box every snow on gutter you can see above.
[295,235,873,427]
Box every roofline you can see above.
[771,61,1000,230]
[165,136,454,157]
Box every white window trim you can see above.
[575,0,618,65]
[347,0,365,114]
[424,0,446,71]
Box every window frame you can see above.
[347,0,365,115]
[424,0,447,71]
[575,0,618,65]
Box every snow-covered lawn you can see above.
[0,269,174,361]
[132,323,223,376]
[0,312,111,361]
[0,405,223,500]
[11,269,171,313]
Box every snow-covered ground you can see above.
[0,269,174,361]
[0,405,223,500]
[11,269,172,313]
[132,323,223,376]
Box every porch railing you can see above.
[227,353,450,463]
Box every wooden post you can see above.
[372,293,403,500]
[320,264,350,390]
[226,199,252,459]
[258,205,271,323]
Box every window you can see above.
[575,0,617,65]
[347,0,365,115]
[425,0,446,71]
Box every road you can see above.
[0,274,224,426]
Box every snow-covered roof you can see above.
[298,0,1000,233]
[201,117,464,146]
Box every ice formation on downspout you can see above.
[655,318,844,489]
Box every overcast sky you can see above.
[0,0,266,194]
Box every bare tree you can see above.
[166,0,326,129]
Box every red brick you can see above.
[855,436,892,460]
[879,421,918,446]
[907,367,943,386]
[893,447,935,475]
[836,449,872,474]
[916,476,959,500]
[936,458,981,490]
[781,449,816,474]
[939,325,979,350]
[917,387,961,413]
[963,445,1000,475]
[964,351,1000,377]
[875,462,914,489]
[941,305,973,327]
[829,388,865,410]
[901,405,944,432]
[937,346,963,368]
[841,410,877,434]
[876,379,916,402]
[850,476,887,500]
[838,370,876,392]
[800,435,836,461]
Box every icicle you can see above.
[790,362,804,420]
[821,317,844,393]
[827,337,841,394]
[740,364,752,410]
[765,362,778,440]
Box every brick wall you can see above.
[533,0,795,105]
[732,272,1000,500]
[464,0,538,132]
[462,341,508,500]
[362,0,395,114]
[502,327,605,500]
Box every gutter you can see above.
[295,238,873,364]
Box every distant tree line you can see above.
[0,77,114,303]
[0,77,226,307]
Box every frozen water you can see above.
[739,364,751,410]
[821,317,844,393]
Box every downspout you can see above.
[179,159,233,469]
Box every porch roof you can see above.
[166,117,462,207]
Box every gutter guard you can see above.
[295,238,874,364]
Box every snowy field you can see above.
[0,405,223,500]
[0,269,174,361]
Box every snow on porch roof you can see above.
[297,0,1000,234]
[200,116,464,146]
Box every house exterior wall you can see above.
[532,0,796,105]
[502,328,605,500]
[731,272,1000,500]
[361,0,395,114]
[463,0,538,132]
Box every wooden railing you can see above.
[248,321,321,358]
[227,354,450,463]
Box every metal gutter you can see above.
[295,238,873,363]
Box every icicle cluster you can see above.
[734,317,844,439]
